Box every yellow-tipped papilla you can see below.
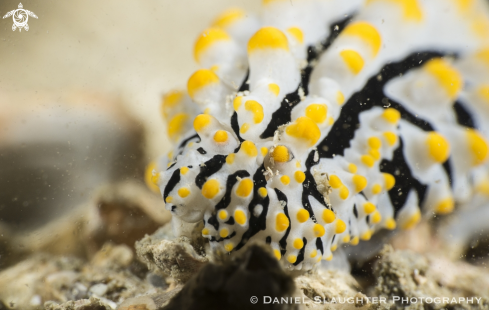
[285,117,321,147]
[194,28,231,63]
[187,69,220,100]
[342,21,382,56]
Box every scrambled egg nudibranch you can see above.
[148,0,489,270]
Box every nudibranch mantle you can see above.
[148,0,489,270]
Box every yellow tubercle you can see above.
[382,108,401,124]
[368,137,382,149]
[234,210,247,225]
[211,8,245,29]
[361,155,375,168]
[261,147,268,157]
[385,218,397,230]
[274,249,282,260]
[322,209,336,223]
[401,210,421,230]
[369,148,381,160]
[218,210,228,220]
[426,132,450,163]
[280,175,290,185]
[329,175,342,188]
[335,219,347,234]
[226,153,235,165]
[352,175,368,192]
[287,27,304,44]
[166,196,173,203]
[424,58,462,100]
[220,228,229,238]
[383,131,398,146]
[144,162,160,193]
[233,96,243,111]
[371,211,382,224]
[202,179,220,199]
[364,202,376,214]
[310,249,317,258]
[193,114,212,132]
[313,224,325,237]
[467,129,488,166]
[293,238,304,249]
[268,83,280,96]
[342,21,382,56]
[180,167,189,175]
[435,197,454,214]
[331,244,337,252]
[276,213,290,232]
[187,69,220,99]
[383,173,396,190]
[325,254,333,261]
[241,140,258,157]
[296,209,310,223]
[366,0,423,22]
[161,90,184,119]
[348,163,358,173]
[287,255,297,264]
[194,28,231,63]
[372,184,382,195]
[213,130,228,143]
[339,185,349,200]
[337,91,345,105]
[202,228,209,235]
[245,100,264,124]
[271,145,290,163]
[305,104,328,124]
[258,187,268,198]
[361,230,372,241]
[236,179,253,197]
[294,171,306,183]
[248,26,289,53]
[178,187,190,198]
[168,113,189,141]
[350,236,360,245]
[340,49,365,74]
[343,235,351,243]
[240,123,250,134]
[285,117,321,146]
[224,243,234,252]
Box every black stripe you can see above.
[379,139,428,215]
[215,170,250,211]
[318,51,448,159]
[453,100,476,128]
[163,168,180,201]
[195,155,226,189]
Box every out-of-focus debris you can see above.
[84,181,171,256]
[164,243,296,310]
[0,92,145,234]
[295,269,364,309]
[0,181,171,271]
[0,244,163,310]
[116,288,182,310]
[44,297,113,310]
[374,245,489,309]
[135,228,208,283]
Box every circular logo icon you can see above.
[250,296,258,304]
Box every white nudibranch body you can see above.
[147,0,489,270]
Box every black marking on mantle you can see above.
[195,155,226,189]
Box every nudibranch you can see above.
[147,0,489,270]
